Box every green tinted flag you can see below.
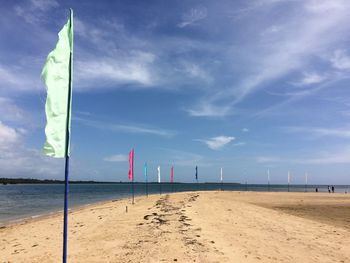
[42,10,73,158]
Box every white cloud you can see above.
[295,72,327,86]
[0,121,20,149]
[104,154,128,162]
[75,52,156,89]
[242,128,249,133]
[330,50,350,70]
[178,6,207,28]
[188,0,350,117]
[196,136,235,150]
[75,116,176,138]
[0,121,62,178]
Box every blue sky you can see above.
[1,0,350,184]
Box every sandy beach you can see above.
[1,191,350,262]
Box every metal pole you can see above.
[132,177,135,204]
[63,155,69,263]
[63,11,73,262]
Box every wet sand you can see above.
[1,191,350,262]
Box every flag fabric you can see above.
[170,166,174,183]
[305,173,308,184]
[157,166,161,183]
[267,169,270,183]
[128,149,134,181]
[195,166,198,181]
[42,11,74,158]
[144,162,148,182]
[220,168,223,182]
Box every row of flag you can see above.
[128,149,208,183]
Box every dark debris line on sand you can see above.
[120,193,222,262]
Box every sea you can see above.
[0,183,349,225]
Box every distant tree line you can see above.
[0,178,240,185]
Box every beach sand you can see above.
[1,191,350,262]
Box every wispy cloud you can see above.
[0,97,28,122]
[75,116,176,138]
[0,121,62,177]
[257,146,350,165]
[185,102,232,118]
[159,148,208,167]
[330,49,350,70]
[285,126,350,139]
[75,53,157,89]
[0,121,21,149]
[14,0,59,24]
[256,156,281,164]
[195,136,235,150]
[242,128,249,133]
[178,6,207,28]
[232,142,246,147]
[103,154,128,162]
[0,64,39,93]
[187,0,350,117]
[293,72,328,86]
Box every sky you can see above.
[1,0,350,184]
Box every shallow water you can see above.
[0,183,348,223]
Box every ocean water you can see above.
[0,183,349,224]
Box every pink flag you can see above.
[128,148,134,181]
[170,166,174,183]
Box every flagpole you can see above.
[132,150,135,205]
[62,9,73,263]
[145,162,148,197]
[305,172,308,193]
[220,168,223,191]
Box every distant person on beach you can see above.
[332,186,335,193]
[328,186,331,193]
[315,188,318,192]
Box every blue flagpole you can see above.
[63,155,70,263]
[63,9,73,263]
[145,162,148,197]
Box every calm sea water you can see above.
[0,183,349,224]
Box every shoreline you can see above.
[1,190,349,228]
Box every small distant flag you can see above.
[267,169,270,183]
[305,172,308,184]
[170,166,174,183]
[288,171,290,184]
[195,166,198,182]
[157,165,161,183]
[220,167,223,182]
[128,149,134,181]
[144,162,148,182]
